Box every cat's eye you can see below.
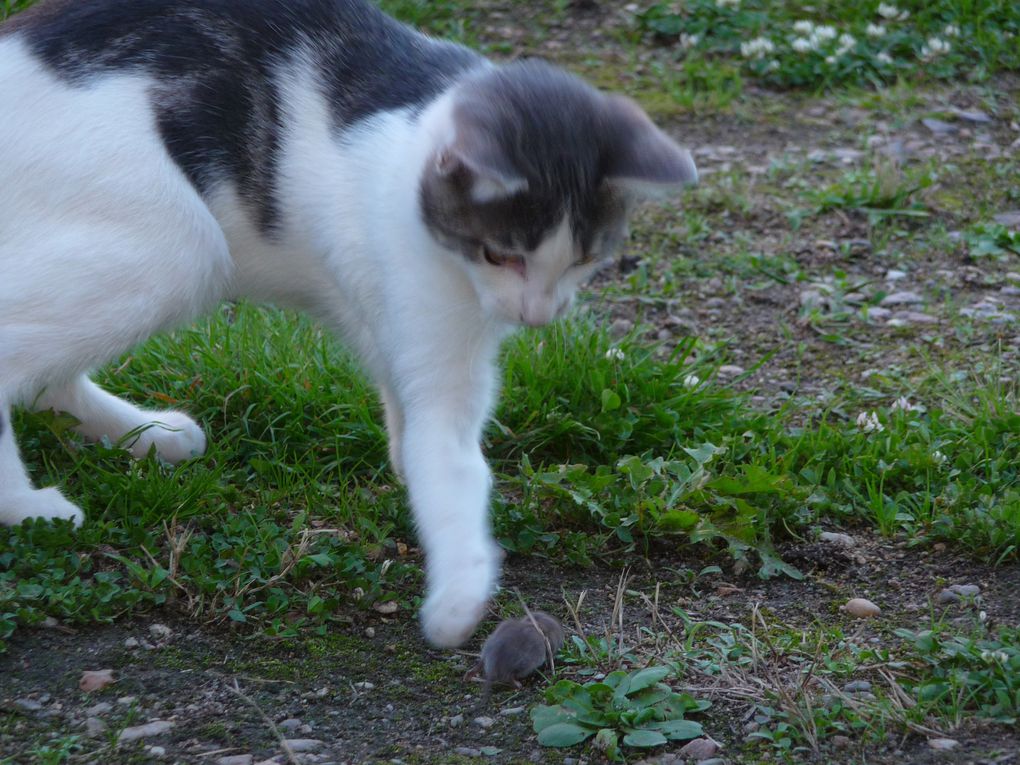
[481,245,525,275]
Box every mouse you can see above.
[465,611,565,690]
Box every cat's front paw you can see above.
[127,412,206,464]
[0,487,84,527]
[420,548,500,647]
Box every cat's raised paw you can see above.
[126,412,207,464]
[0,487,84,528]
[420,557,498,647]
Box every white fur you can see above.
[0,41,595,646]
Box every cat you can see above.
[0,0,696,647]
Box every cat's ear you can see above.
[602,95,698,197]
[438,103,529,204]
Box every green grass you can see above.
[3,304,1018,651]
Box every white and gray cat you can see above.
[0,0,696,647]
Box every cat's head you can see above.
[420,59,696,326]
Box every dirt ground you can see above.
[3,532,1019,764]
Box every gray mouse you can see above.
[465,611,565,690]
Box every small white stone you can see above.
[282,739,323,753]
[146,745,166,757]
[842,598,881,618]
[124,637,140,648]
[819,531,856,547]
[278,718,302,732]
[885,269,908,281]
[448,714,464,728]
[85,717,107,737]
[149,623,172,640]
[928,737,959,750]
[217,755,254,765]
[718,364,745,376]
[473,716,496,729]
[881,291,924,306]
[118,720,175,743]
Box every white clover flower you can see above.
[679,33,701,49]
[866,23,887,38]
[741,37,776,58]
[838,33,857,48]
[876,51,894,64]
[793,20,815,35]
[856,411,884,433]
[825,55,837,65]
[812,25,838,42]
[891,396,922,412]
[716,0,740,8]
[878,3,909,21]
[605,347,626,361]
[944,24,961,37]
[683,374,701,388]
[765,60,780,72]
[932,450,948,466]
[920,37,951,60]
[792,36,816,53]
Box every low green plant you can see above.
[896,624,1020,723]
[964,222,1020,259]
[637,0,1020,90]
[531,666,709,760]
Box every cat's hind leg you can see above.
[0,402,83,527]
[34,376,206,464]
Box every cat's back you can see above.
[1,0,483,231]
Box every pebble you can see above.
[117,696,137,705]
[678,737,721,759]
[364,627,375,638]
[842,680,872,693]
[217,756,254,765]
[936,589,961,605]
[278,718,302,732]
[500,706,526,716]
[949,584,980,597]
[885,269,908,281]
[928,738,959,751]
[832,734,851,748]
[149,623,172,640]
[819,531,856,547]
[718,365,745,376]
[894,311,938,324]
[922,118,956,135]
[86,702,113,716]
[843,598,881,618]
[79,669,116,693]
[609,318,633,337]
[118,720,175,743]
[865,306,892,321]
[353,681,374,690]
[448,714,464,728]
[124,637,140,648]
[880,291,924,306]
[454,748,481,757]
[85,716,107,736]
[13,698,43,712]
[473,716,496,729]
[146,746,166,757]
[993,212,1020,227]
[952,108,991,124]
[282,739,324,753]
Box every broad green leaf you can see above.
[644,718,704,740]
[537,722,595,747]
[626,666,671,694]
[530,705,565,732]
[622,729,668,747]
